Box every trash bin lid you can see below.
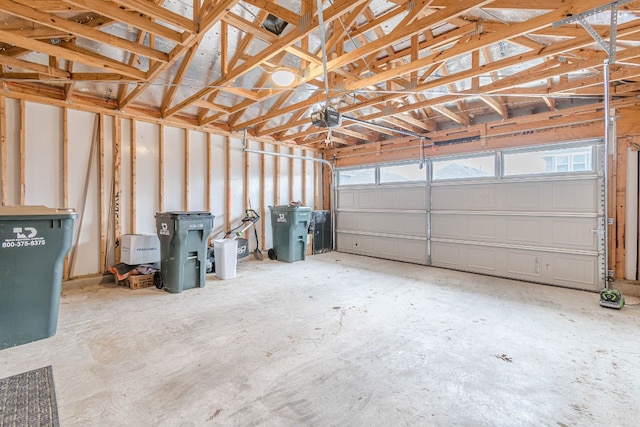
[0,205,77,219]
[156,211,213,219]
[269,205,312,212]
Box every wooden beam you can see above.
[113,115,122,262]
[109,0,196,32]
[61,0,185,44]
[159,123,164,212]
[260,140,265,250]
[99,113,105,272]
[302,149,308,206]
[206,132,212,212]
[289,149,294,203]
[62,107,69,278]
[184,128,189,210]
[0,95,6,206]
[19,99,25,204]
[130,119,136,234]
[274,145,280,206]
[225,135,231,231]
[0,0,169,62]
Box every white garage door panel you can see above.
[338,191,356,208]
[376,186,428,210]
[552,181,599,212]
[432,178,598,213]
[338,211,427,236]
[338,186,428,210]
[431,241,599,290]
[432,214,598,252]
[337,232,428,264]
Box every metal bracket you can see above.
[552,0,634,63]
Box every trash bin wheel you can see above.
[154,271,164,289]
[268,248,277,260]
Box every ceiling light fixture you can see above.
[271,68,297,87]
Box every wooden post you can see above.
[244,139,250,239]
[289,148,294,203]
[184,128,189,210]
[99,114,106,273]
[113,116,122,263]
[322,162,331,211]
[225,135,231,231]
[260,141,266,250]
[0,95,6,206]
[274,145,280,206]
[313,153,319,210]
[206,132,212,212]
[159,123,164,212]
[302,149,308,206]
[19,99,25,204]
[130,120,136,234]
[62,107,69,279]
[615,136,627,279]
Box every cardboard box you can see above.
[306,234,313,256]
[126,274,155,290]
[121,234,160,265]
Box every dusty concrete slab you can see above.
[1,253,639,426]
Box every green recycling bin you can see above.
[0,206,77,350]
[155,211,213,293]
[269,205,312,263]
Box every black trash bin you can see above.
[0,206,77,350]
[155,211,213,293]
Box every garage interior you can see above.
[1,0,640,425]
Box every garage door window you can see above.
[338,167,376,186]
[503,146,594,176]
[379,162,427,183]
[432,154,496,181]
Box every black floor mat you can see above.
[0,365,59,427]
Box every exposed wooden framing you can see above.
[113,115,122,262]
[62,107,69,278]
[99,113,106,273]
[206,132,212,212]
[184,128,189,210]
[61,0,185,44]
[119,0,240,109]
[19,99,25,204]
[0,94,6,206]
[159,123,164,212]
[313,154,319,210]
[160,39,202,114]
[274,145,280,206]
[322,161,331,211]
[130,119,136,234]
[289,149,294,203]
[260,140,265,250]
[0,0,169,62]
[615,136,627,279]
[225,135,231,232]
[302,149,308,206]
[108,0,196,32]
[117,28,147,107]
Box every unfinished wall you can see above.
[0,96,319,278]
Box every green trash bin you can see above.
[155,211,213,293]
[269,205,312,263]
[0,206,77,350]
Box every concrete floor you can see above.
[1,252,639,426]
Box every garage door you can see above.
[336,164,429,265]
[336,140,605,291]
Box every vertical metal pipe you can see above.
[603,58,611,284]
